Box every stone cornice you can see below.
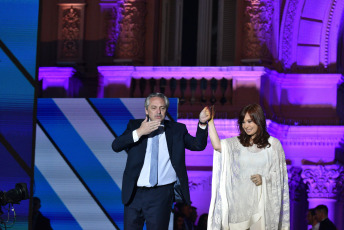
[98,66,265,79]
[268,122,344,147]
[266,71,342,88]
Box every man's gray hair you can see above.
[145,92,169,109]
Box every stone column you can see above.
[288,166,302,200]
[288,166,308,230]
[336,180,344,230]
[301,165,343,223]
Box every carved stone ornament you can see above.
[116,0,146,62]
[323,0,337,68]
[243,0,273,60]
[61,6,81,58]
[281,0,299,69]
[301,165,344,198]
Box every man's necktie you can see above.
[149,128,160,186]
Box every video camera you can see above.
[0,183,28,207]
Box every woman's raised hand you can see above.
[207,106,215,123]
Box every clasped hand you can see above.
[200,106,214,124]
[250,174,262,186]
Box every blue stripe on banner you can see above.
[37,99,123,228]
[167,98,178,121]
[35,123,117,230]
[54,98,126,191]
[34,168,82,230]
[89,98,135,136]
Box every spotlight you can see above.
[0,183,29,206]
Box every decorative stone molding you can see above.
[288,166,306,201]
[324,0,337,68]
[268,122,344,147]
[98,65,264,82]
[301,165,343,198]
[326,0,344,72]
[242,0,274,61]
[57,3,86,62]
[280,0,299,69]
[116,0,146,62]
[281,138,341,147]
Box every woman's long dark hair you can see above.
[237,104,271,148]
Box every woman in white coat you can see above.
[207,104,290,230]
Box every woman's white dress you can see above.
[207,136,290,230]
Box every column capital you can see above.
[301,165,343,198]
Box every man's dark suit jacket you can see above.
[319,218,336,230]
[32,212,53,230]
[112,119,208,205]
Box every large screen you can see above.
[35,98,178,230]
[0,0,39,229]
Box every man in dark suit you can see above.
[306,208,319,230]
[32,197,53,230]
[112,93,210,230]
[315,204,337,230]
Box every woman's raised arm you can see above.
[207,106,221,153]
